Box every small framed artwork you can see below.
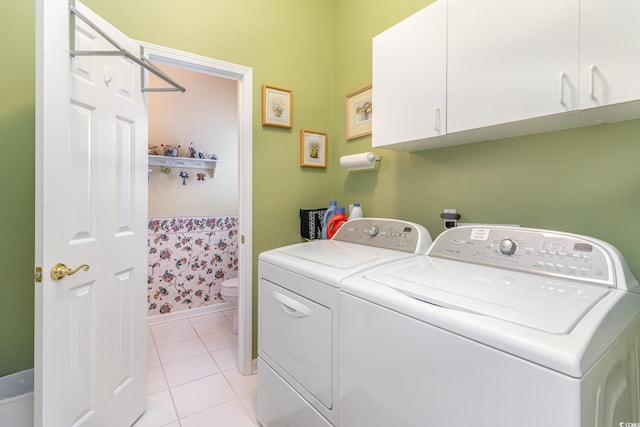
[262,84,293,128]
[300,129,327,168]
[345,84,372,140]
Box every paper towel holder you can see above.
[340,152,381,171]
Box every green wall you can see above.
[0,0,36,377]
[2,0,640,376]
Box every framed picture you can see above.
[345,84,372,140]
[300,129,327,168]
[262,84,292,128]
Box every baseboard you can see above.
[147,302,234,325]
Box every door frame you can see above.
[140,42,254,375]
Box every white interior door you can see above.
[35,1,148,425]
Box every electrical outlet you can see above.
[440,209,461,230]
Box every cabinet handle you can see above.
[434,107,441,133]
[272,291,311,318]
[558,72,567,106]
[589,65,598,100]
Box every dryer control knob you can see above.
[367,225,380,237]
[499,238,517,255]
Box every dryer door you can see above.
[260,279,333,408]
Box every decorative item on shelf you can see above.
[148,145,160,155]
[262,84,293,128]
[346,84,373,140]
[197,151,218,160]
[179,171,189,185]
[300,129,328,168]
[340,152,380,171]
[189,143,197,158]
[162,144,180,157]
[197,173,206,181]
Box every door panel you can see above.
[68,281,96,425]
[69,102,96,242]
[115,117,134,234]
[36,1,147,425]
[579,0,640,109]
[448,0,579,132]
[114,269,134,393]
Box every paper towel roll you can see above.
[340,152,380,170]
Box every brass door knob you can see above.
[50,263,90,280]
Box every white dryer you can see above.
[257,218,432,427]
[339,225,640,427]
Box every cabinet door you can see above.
[580,0,640,109]
[372,1,447,148]
[447,0,579,133]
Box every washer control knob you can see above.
[499,238,517,255]
[367,225,380,237]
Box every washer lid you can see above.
[364,256,611,334]
[260,240,420,284]
[276,240,403,270]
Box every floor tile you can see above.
[191,315,232,336]
[147,365,168,394]
[171,373,236,419]
[201,329,238,352]
[222,307,236,319]
[150,318,191,332]
[163,353,220,388]
[239,392,258,424]
[147,345,161,368]
[157,337,208,365]
[147,329,156,348]
[211,346,238,371]
[133,389,177,427]
[152,322,198,346]
[223,368,258,397]
[180,399,257,427]
[142,312,256,426]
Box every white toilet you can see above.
[220,277,239,334]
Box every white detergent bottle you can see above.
[348,203,363,220]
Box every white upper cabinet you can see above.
[372,0,640,151]
[372,1,447,148]
[447,0,579,133]
[579,0,640,109]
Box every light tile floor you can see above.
[134,310,258,427]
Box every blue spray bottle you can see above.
[322,200,337,239]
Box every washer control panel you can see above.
[333,218,433,254]
[429,226,616,286]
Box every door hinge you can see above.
[241,234,245,244]
[34,267,43,283]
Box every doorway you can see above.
[141,42,254,375]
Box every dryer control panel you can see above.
[333,218,432,254]
[429,226,617,286]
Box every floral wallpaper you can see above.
[148,216,238,316]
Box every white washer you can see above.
[257,218,432,427]
[339,225,640,427]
